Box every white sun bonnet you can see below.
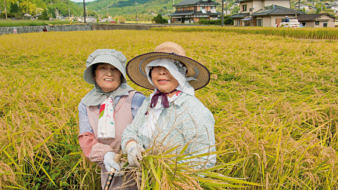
[145,59,195,96]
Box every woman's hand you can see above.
[103,152,121,172]
[126,141,145,167]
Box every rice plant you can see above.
[0,29,336,189]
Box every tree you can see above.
[152,13,167,24]
[39,9,49,20]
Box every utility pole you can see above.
[106,0,108,18]
[83,0,87,23]
[135,2,138,24]
[3,0,7,19]
[225,0,228,16]
[221,0,224,26]
[298,0,300,10]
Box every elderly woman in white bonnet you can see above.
[78,49,145,189]
[121,42,216,170]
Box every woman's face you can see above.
[151,66,179,94]
[94,63,122,92]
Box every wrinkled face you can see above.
[151,66,179,94]
[94,63,122,92]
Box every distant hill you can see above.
[84,0,335,20]
[1,0,83,19]
[86,0,175,20]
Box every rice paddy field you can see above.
[0,28,337,189]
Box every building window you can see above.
[242,4,247,12]
[323,22,328,27]
[256,19,262,26]
[201,7,206,13]
[315,21,319,25]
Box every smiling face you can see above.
[94,63,122,92]
[151,66,179,95]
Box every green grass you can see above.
[0,29,336,189]
[0,20,78,27]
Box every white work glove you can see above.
[126,141,145,167]
[103,152,121,172]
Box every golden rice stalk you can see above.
[119,143,259,190]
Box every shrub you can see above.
[199,16,234,25]
[39,9,49,20]
[152,14,168,24]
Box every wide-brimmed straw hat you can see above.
[126,41,210,90]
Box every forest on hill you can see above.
[0,0,83,19]
[0,0,336,22]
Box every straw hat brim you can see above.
[126,52,210,90]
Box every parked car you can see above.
[280,17,300,28]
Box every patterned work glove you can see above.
[126,141,145,167]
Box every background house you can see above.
[231,0,302,27]
[169,0,219,24]
[298,13,335,27]
[253,5,302,27]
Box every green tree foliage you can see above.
[1,0,82,19]
[199,16,234,25]
[39,9,49,20]
[152,13,167,24]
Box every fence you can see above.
[0,24,164,35]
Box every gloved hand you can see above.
[103,152,121,172]
[126,141,145,167]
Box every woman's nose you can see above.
[106,69,113,76]
[159,68,167,75]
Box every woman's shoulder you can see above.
[176,94,214,123]
[178,94,211,113]
[179,94,204,106]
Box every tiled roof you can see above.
[231,13,249,18]
[175,0,218,6]
[170,11,194,16]
[170,11,220,16]
[252,5,302,16]
[297,14,335,21]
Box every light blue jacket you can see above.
[121,93,216,168]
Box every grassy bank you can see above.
[0,30,336,189]
[0,20,77,27]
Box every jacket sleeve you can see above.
[78,102,112,165]
[181,100,216,169]
[121,99,148,153]
[131,92,146,118]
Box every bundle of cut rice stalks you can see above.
[121,143,259,190]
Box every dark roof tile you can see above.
[252,4,303,16]
[297,14,335,21]
[175,0,218,6]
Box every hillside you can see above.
[86,0,174,20]
[85,0,336,20]
[0,0,83,19]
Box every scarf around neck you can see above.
[82,82,134,106]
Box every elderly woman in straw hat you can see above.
[78,49,145,189]
[121,42,216,169]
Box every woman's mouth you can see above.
[157,79,169,85]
